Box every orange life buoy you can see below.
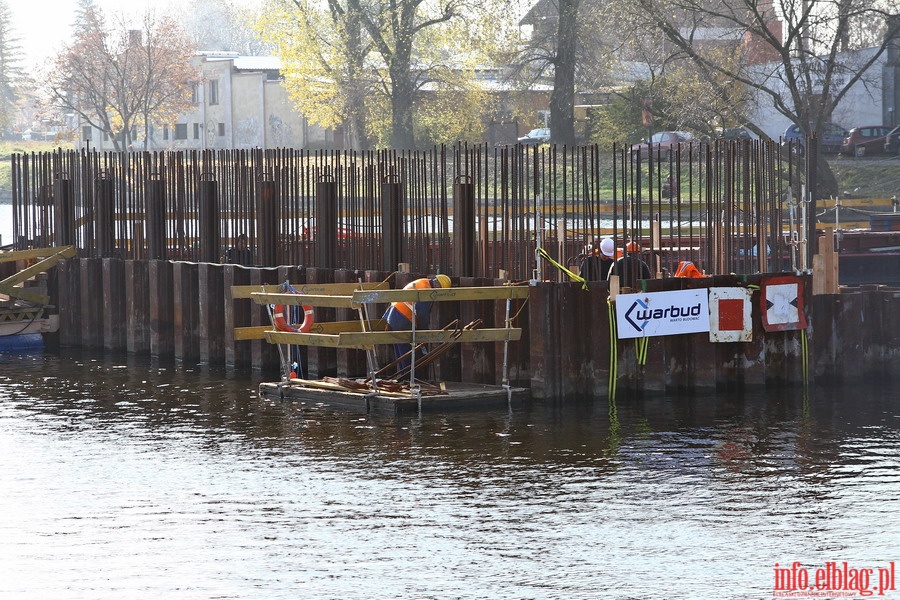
[272,285,314,333]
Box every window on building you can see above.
[174,123,188,140]
[163,126,169,141]
[191,83,200,104]
[193,123,200,139]
[82,126,92,142]
[209,80,219,105]
[218,122,225,137]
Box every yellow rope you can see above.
[536,247,588,290]
[801,328,809,386]
[635,336,649,366]
[608,299,618,400]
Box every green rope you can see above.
[536,247,588,290]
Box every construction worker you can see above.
[608,241,651,288]
[579,237,617,281]
[383,274,452,370]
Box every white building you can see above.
[748,46,891,141]
[81,52,335,151]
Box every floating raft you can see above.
[0,245,74,344]
[239,281,531,414]
[259,378,529,415]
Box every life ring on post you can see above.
[272,283,314,333]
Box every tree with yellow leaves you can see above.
[258,0,511,149]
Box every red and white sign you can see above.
[708,287,753,342]
[760,275,807,331]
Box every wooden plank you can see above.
[0,245,76,263]
[0,246,76,303]
[232,280,389,299]
[0,285,48,305]
[230,284,281,299]
[813,255,825,295]
[350,285,530,306]
[250,292,357,308]
[264,331,343,347]
[235,319,388,340]
[263,327,522,348]
[817,227,838,294]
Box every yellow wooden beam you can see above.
[232,281,388,299]
[251,292,358,309]
[350,285,530,306]
[252,285,530,307]
[0,245,76,263]
[234,319,388,340]
[263,327,522,348]
[0,246,75,304]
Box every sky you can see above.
[9,0,165,69]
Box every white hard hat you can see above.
[599,237,615,257]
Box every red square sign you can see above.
[718,298,745,331]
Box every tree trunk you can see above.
[549,0,580,146]
[344,7,369,151]
[390,68,415,149]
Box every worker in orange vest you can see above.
[383,274,452,370]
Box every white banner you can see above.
[615,289,710,339]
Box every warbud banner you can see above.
[614,289,710,339]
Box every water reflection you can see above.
[0,349,898,599]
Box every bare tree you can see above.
[514,0,628,145]
[628,0,900,195]
[46,7,200,151]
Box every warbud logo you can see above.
[624,297,703,332]
[614,290,711,340]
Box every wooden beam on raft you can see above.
[246,284,529,308]
[263,327,523,349]
[234,319,389,340]
[349,285,530,307]
[0,245,76,263]
[0,245,76,304]
[250,292,360,309]
[232,280,389,299]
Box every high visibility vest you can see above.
[675,260,704,278]
[390,278,441,323]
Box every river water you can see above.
[1,348,898,599]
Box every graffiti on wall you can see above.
[269,114,295,147]
[235,116,261,148]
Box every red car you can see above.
[840,126,892,157]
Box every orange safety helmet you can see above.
[625,241,641,253]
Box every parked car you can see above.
[882,125,900,154]
[717,126,755,140]
[630,131,696,160]
[517,128,551,145]
[781,122,846,156]
[841,126,892,157]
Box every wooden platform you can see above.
[259,379,529,415]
